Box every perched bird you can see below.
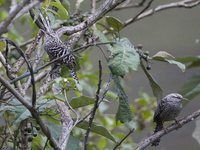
[151,93,187,146]
[43,32,78,82]
[29,10,78,83]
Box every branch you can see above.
[115,0,148,10]
[57,101,73,150]
[124,0,200,26]
[0,0,40,35]
[77,74,112,124]
[14,0,40,21]
[12,31,43,74]
[113,128,135,150]
[123,0,154,27]
[84,60,102,150]
[0,75,60,149]
[56,0,126,35]
[1,38,37,107]
[135,108,200,150]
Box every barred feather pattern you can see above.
[44,33,79,82]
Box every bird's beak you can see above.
[182,97,189,101]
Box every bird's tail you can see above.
[151,121,163,146]
[69,69,79,84]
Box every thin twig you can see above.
[113,128,135,150]
[0,48,23,93]
[77,74,112,124]
[123,0,154,28]
[91,0,96,14]
[43,139,49,150]
[135,108,200,150]
[12,31,43,74]
[56,0,126,35]
[84,60,102,150]
[0,0,41,35]
[14,0,40,21]
[1,38,37,107]
[22,37,43,95]
[115,0,148,10]
[124,0,200,27]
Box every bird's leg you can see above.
[50,63,61,79]
[163,126,169,133]
[174,118,182,129]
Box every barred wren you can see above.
[151,93,187,146]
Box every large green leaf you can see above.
[54,94,95,108]
[176,56,200,69]
[152,51,186,72]
[93,29,133,123]
[108,38,140,77]
[180,74,200,99]
[0,99,31,125]
[76,121,116,142]
[106,16,124,31]
[50,0,69,20]
[70,96,95,109]
[13,108,31,125]
[114,76,132,123]
[66,135,80,150]
[141,61,163,100]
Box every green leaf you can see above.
[54,94,65,101]
[93,27,112,50]
[0,41,6,51]
[152,51,186,72]
[152,51,175,60]
[176,56,200,69]
[41,109,61,139]
[106,16,124,31]
[141,61,163,100]
[76,121,116,142]
[108,38,140,77]
[53,95,95,108]
[114,76,132,123]
[32,134,50,149]
[67,135,80,150]
[50,0,69,20]
[13,108,31,124]
[70,96,95,109]
[180,74,200,99]
[0,99,31,125]
[165,59,186,72]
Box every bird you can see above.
[29,9,79,83]
[151,93,187,146]
[43,32,79,83]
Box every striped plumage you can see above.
[44,33,79,83]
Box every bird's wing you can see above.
[153,98,167,122]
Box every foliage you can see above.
[0,0,199,150]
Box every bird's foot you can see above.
[163,127,169,133]
[174,118,182,129]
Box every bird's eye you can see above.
[172,95,182,99]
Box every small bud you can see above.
[28,136,33,142]
[137,44,143,49]
[146,64,151,70]
[35,126,40,131]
